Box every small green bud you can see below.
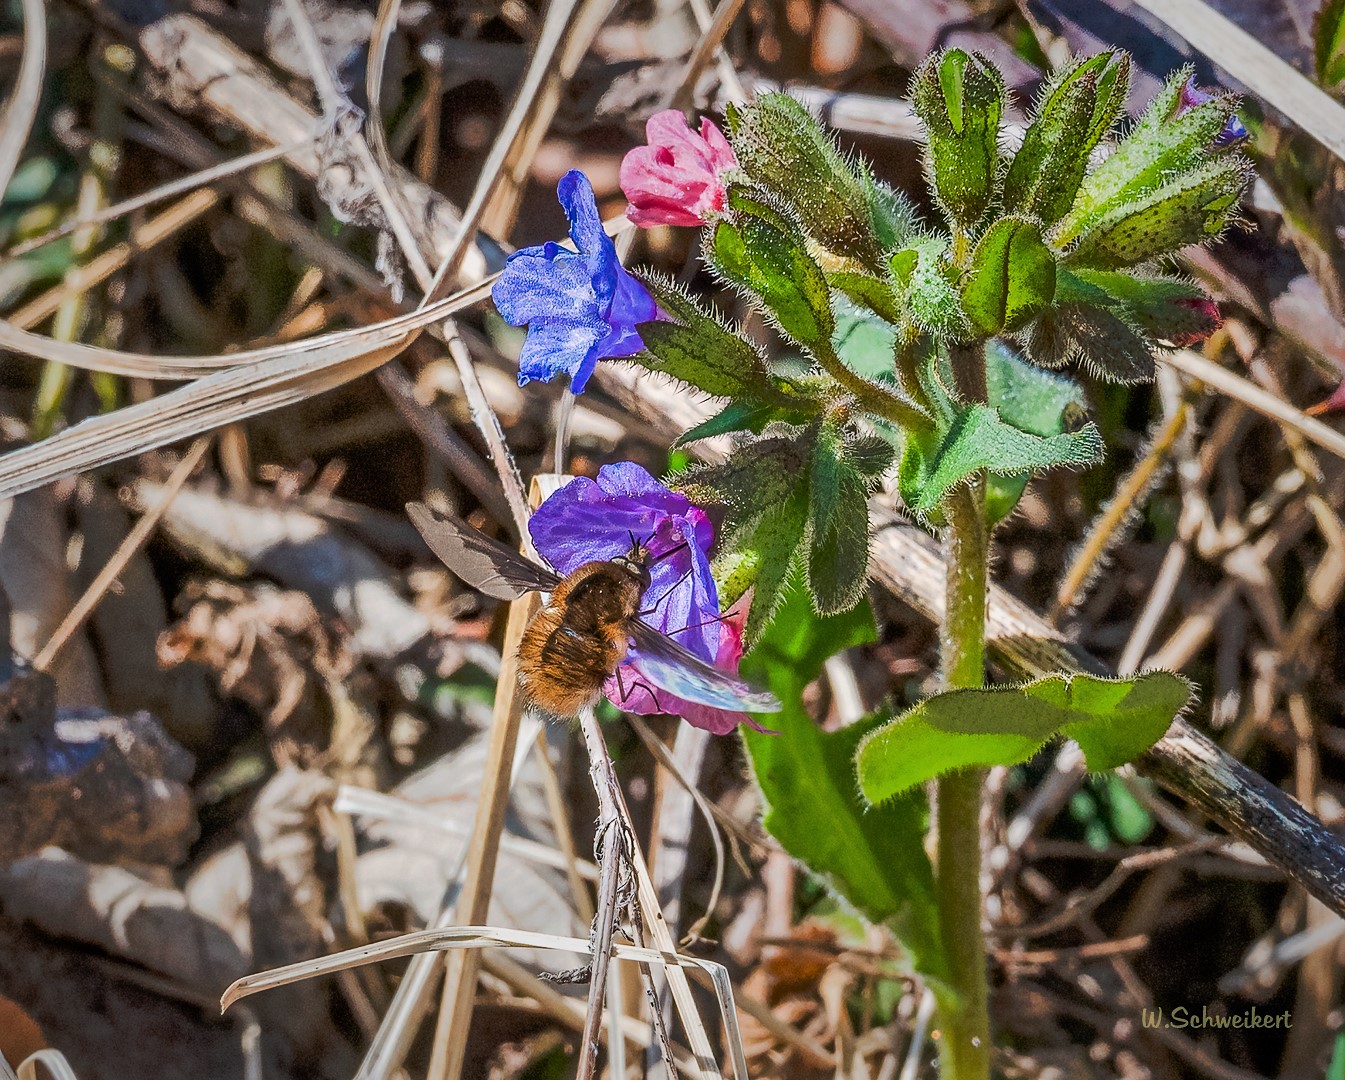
[727,93,881,263]
[1004,52,1130,225]
[891,237,967,338]
[1067,158,1250,269]
[912,49,1005,229]
[961,217,1057,335]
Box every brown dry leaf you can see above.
[158,581,341,768]
[135,481,430,661]
[738,922,840,1074]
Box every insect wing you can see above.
[627,623,782,713]
[407,502,560,600]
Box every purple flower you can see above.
[492,170,659,394]
[528,461,760,734]
[1176,76,1248,147]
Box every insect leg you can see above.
[615,664,664,712]
[638,564,696,617]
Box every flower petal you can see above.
[515,317,606,388]
[493,245,596,326]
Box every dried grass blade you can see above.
[0,0,45,202]
[1164,348,1345,462]
[0,278,494,378]
[7,138,310,258]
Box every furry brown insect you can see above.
[407,503,782,720]
[515,542,652,717]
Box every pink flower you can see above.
[619,110,737,228]
[604,603,774,735]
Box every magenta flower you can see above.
[1176,76,1247,147]
[528,461,765,733]
[619,110,737,228]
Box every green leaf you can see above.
[676,400,801,445]
[1066,268,1220,345]
[856,671,1193,803]
[986,339,1088,437]
[911,49,1005,228]
[1067,158,1251,270]
[983,339,1090,520]
[898,403,1103,516]
[807,421,873,614]
[1099,773,1154,844]
[741,490,808,646]
[863,171,921,254]
[961,217,1057,334]
[829,270,902,325]
[676,436,808,521]
[1326,1030,1345,1080]
[742,587,945,974]
[633,271,797,402]
[710,216,834,349]
[832,298,899,384]
[1005,53,1129,226]
[726,93,882,263]
[1317,0,1345,89]
[634,320,771,399]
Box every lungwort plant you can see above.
[494,50,1250,1080]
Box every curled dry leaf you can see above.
[158,581,343,768]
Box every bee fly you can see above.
[407,502,781,719]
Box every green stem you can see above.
[813,340,933,435]
[935,478,990,1080]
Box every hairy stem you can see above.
[813,339,932,434]
[935,477,991,1080]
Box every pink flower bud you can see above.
[619,110,737,228]
[1170,297,1222,346]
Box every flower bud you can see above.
[1004,52,1129,226]
[726,93,882,262]
[911,49,1005,229]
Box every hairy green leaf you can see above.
[983,340,1090,520]
[1067,158,1251,270]
[1062,68,1241,242]
[710,216,835,349]
[898,403,1103,516]
[807,421,872,614]
[742,588,945,973]
[856,671,1193,803]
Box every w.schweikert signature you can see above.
[1141,1006,1291,1030]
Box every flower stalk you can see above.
[934,477,990,1080]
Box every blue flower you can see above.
[492,170,659,394]
[529,462,762,734]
